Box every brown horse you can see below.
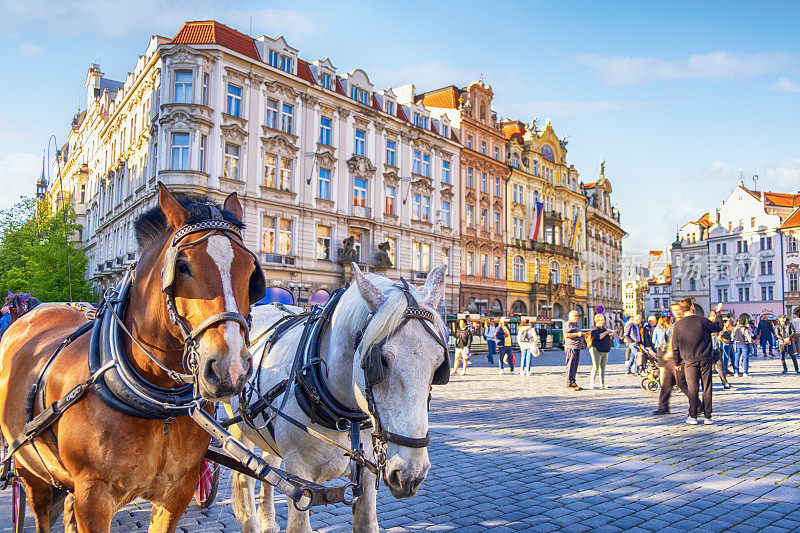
[0,184,261,532]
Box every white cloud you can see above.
[762,158,800,192]
[16,43,43,57]
[0,153,39,211]
[504,100,648,117]
[574,51,793,87]
[0,1,316,39]
[768,78,800,92]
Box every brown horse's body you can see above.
[0,186,259,532]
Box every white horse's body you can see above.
[229,265,448,533]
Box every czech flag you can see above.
[529,201,544,241]
[569,212,580,250]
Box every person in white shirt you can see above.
[484,318,498,365]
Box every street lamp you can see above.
[288,282,312,306]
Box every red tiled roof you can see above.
[450,131,460,143]
[335,77,346,96]
[171,21,260,61]
[418,86,461,109]
[396,104,408,122]
[781,206,800,229]
[430,121,438,135]
[371,94,382,111]
[582,181,597,189]
[501,121,525,140]
[764,191,800,208]
[696,213,713,227]
[296,59,315,84]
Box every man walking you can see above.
[757,316,776,357]
[624,315,644,375]
[791,308,800,358]
[484,318,498,365]
[653,303,689,415]
[672,298,723,424]
[777,315,799,374]
[539,324,549,351]
[564,310,584,390]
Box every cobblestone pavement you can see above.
[3,347,800,531]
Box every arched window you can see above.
[511,300,527,315]
[480,104,487,120]
[513,255,525,282]
[573,267,582,289]
[550,261,560,284]
[541,144,555,163]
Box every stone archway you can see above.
[552,302,564,319]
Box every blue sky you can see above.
[1,0,799,255]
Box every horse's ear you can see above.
[20,292,31,303]
[422,264,447,308]
[158,182,189,229]
[6,290,12,298]
[352,262,384,313]
[223,192,243,222]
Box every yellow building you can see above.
[502,120,588,326]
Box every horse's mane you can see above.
[134,195,244,251]
[336,273,445,365]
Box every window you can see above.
[264,154,276,187]
[266,99,279,129]
[466,205,474,227]
[319,117,332,145]
[174,71,192,103]
[386,237,396,266]
[481,254,488,277]
[760,236,773,250]
[412,150,422,175]
[278,157,292,191]
[350,86,368,104]
[481,172,487,193]
[441,124,449,138]
[480,141,486,155]
[268,50,279,67]
[751,217,756,228]
[385,186,396,215]
[480,209,487,231]
[385,140,396,166]
[689,279,696,291]
[318,168,331,200]
[789,235,799,253]
[550,262,560,284]
[317,225,331,260]
[412,242,431,272]
[442,247,451,274]
[466,135,473,149]
[278,219,292,255]
[722,243,727,254]
[412,194,421,220]
[199,135,207,173]
[761,285,774,301]
[442,161,451,184]
[442,201,451,227]
[467,252,474,276]
[512,218,524,239]
[495,212,501,234]
[320,72,332,89]
[202,73,209,106]
[717,288,728,302]
[512,154,519,168]
[466,168,474,188]
[494,257,502,279]
[513,256,525,282]
[281,103,294,134]
[281,55,293,73]
[354,129,366,156]
[385,101,394,115]
[170,133,189,170]
[224,143,240,179]
[422,196,431,222]
[493,146,499,160]
[790,272,798,292]
[494,177,501,196]
[262,217,276,253]
[226,84,242,117]
[738,287,750,301]
[353,177,367,207]
[573,267,582,289]
[421,153,430,178]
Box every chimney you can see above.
[85,63,103,109]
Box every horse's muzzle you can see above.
[199,353,252,400]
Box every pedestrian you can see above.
[718,318,734,376]
[642,315,658,369]
[733,317,753,378]
[496,318,515,374]
[776,315,799,374]
[757,316,776,357]
[0,304,11,340]
[653,307,690,415]
[710,310,731,390]
[791,308,800,357]
[452,319,473,376]
[564,310,584,390]
[672,298,723,424]
[517,319,535,376]
[588,314,612,389]
[484,318,498,365]
[538,324,548,351]
[624,315,644,375]
[613,322,624,349]
[747,319,759,363]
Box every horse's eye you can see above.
[177,261,191,276]
[380,354,390,370]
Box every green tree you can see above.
[0,197,96,302]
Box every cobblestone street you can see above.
[3,347,800,532]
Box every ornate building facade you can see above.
[420,82,509,316]
[582,165,625,327]
[780,207,800,316]
[670,213,712,316]
[49,21,461,310]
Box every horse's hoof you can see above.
[260,517,280,533]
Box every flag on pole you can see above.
[529,201,544,241]
[569,212,580,250]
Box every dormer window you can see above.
[268,50,279,67]
[441,124,449,138]
[413,113,428,129]
[385,101,395,115]
[350,86,368,105]
[281,56,293,74]
[320,73,332,89]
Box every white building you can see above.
[645,265,671,318]
[671,213,712,315]
[780,207,800,316]
[50,21,462,309]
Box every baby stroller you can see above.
[639,349,661,393]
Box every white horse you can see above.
[229,263,449,532]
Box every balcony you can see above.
[351,205,373,219]
[543,210,562,222]
[261,253,297,267]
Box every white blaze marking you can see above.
[205,235,245,370]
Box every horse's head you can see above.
[137,184,265,400]
[350,264,449,498]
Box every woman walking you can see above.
[733,317,753,377]
[588,314,613,389]
[718,318,734,376]
[518,319,538,376]
[453,319,473,376]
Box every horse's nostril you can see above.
[386,468,402,488]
